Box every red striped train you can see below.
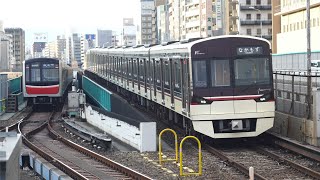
[23,58,73,106]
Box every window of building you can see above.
[148,17,152,20]
[208,17,211,22]
[290,24,292,31]
[257,28,261,35]
[142,29,146,33]
[148,29,152,33]
[256,14,261,20]
[283,25,286,32]
[246,14,251,20]
[268,0,271,5]
[142,23,146,27]
[208,26,211,30]
[268,28,272,35]
[268,13,272,20]
[142,17,146,21]
[256,0,261,5]
[148,35,151,39]
[313,18,316,27]
[247,29,252,35]
[246,0,251,5]
[143,35,146,39]
[301,22,304,29]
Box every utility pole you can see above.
[306,0,312,119]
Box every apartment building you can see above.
[141,0,157,44]
[4,28,25,71]
[273,0,320,54]
[238,0,272,41]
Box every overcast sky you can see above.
[0,0,140,46]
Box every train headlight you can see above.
[191,95,213,105]
[259,97,266,102]
[255,91,274,102]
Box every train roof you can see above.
[88,35,271,54]
[24,57,61,63]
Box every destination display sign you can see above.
[237,46,263,55]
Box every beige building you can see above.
[4,28,25,71]
[43,41,57,58]
[274,0,320,54]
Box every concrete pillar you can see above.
[313,88,320,146]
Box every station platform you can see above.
[0,101,27,121]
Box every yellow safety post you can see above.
[179,136,202,176]
[159,128,178,166]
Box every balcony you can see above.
[185,8,199,17]
[185,20,200,28]
[240,20,272,25]
[230,0,239,4]
[240,5,271,11]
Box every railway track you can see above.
[19,110,153,180]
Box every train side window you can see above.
[164,61,170,89]
[174,61,181,92]
[133,59,138,79]
[210,60,230,87]
[140,59,144,81]
[146,60,149,84]
[155,60,161,88]
[150,59,154,84]
[128,59,132,77]
[123,58,127,75]
[193,61,207,87]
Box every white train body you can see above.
[85,36,275,138]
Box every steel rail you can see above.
[266,132,320,162]
[19,111,90,180]
[256,147,320,179]
[48,119,153,180]
[203,144,267,180]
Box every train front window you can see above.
[210,60,230,87]
[30,63,41,82]
[42,63,59,82]
[193,61,207,87]
[234,58,270,86]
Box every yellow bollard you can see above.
[158,128,178,166]
[179,136,202,176]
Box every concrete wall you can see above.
[272,89,320,146]
[0,133,22,180]
[84,105,156,152]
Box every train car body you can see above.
[85,35,275,139]
[23,58,73,105]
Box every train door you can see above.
[181,58,190,115]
